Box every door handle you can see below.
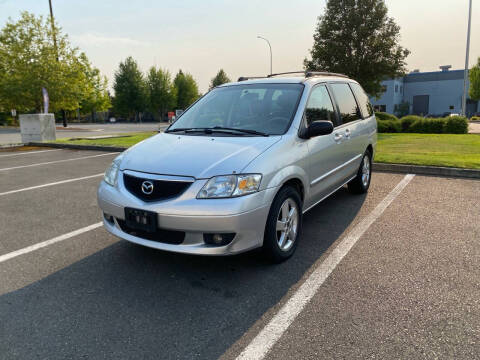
[344,128,351,139]
[334,133,343,142]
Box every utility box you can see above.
[19,114,56,143]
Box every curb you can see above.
[0,143,24,149]
[24,142,480,180]
[27,142,125,153]
[373,163,480,179]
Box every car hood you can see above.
[120,133,281,178]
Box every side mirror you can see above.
[303,120,334,139]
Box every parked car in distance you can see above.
[98,72,377,262]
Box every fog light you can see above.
[212,234,223,244]
[203,233,235,246]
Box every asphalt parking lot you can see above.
[0,147,479,359]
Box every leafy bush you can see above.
[377,119,401,133]
[400,115,422,132]
[375,112,399,121]
[444,116,468,134]
[408,119,426,133]
[376,114,468,134]
[405,116,468,134]
[409,118,445,134]
[429,118,447,133]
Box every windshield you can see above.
[167,83,304,135]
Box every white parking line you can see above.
[0,222,103,264]
[0,152,118,172]
[0,149,63,158]
[236,174,415,360]
[0,173,104,197]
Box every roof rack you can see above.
[267,71,306,78]
[237,76,266,82]
[266,71,349,79]
[237,71,349,82]
[305,71,349,79]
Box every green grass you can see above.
[53,132,157,147]
[53,132,480,170]
[376,133,480,169]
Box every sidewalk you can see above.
[469,122,480,134]
[0,123,166,145]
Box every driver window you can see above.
[231,89,266,127]
[305,85,336,126]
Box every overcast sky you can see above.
[0,0,478,93]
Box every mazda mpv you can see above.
[98,71,377,262]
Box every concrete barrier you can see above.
[20,114,56,142]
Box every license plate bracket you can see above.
[125,207,157,233]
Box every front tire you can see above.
[348,150,372,194]
[263,186,303,263]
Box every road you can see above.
[0,147,479,359]
[0,123,164,145]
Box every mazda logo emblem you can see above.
[141,180,154,195]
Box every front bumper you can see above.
[97,175,277,255]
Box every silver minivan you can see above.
[98,72,377,262]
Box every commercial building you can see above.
[370,66,479,117]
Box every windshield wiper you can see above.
[210,127,269,137]
[165,128,213,133]
[165,127,236,135]
[165,127,269,137]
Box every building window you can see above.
[374,105,387,112]
[449,105,454,110]
[395,85,399,93]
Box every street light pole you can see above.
[48,0,58,61]
[257,36,272,75]
[462,0,473,117]
[48,0,67,127]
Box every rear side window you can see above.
[329,83,362,124]
[350,83,374,118]
[304,85,337,126]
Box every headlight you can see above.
[197,174,262,199]
[104,156,123,186]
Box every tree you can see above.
[0,12,103,113]
[174,70,200,110]
[209,69,231,90]
[304,0,410,97]
[79,54,111,119]
[146,66,176,120]
[112,56,146,121]
[469,57,480,101]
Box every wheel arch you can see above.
[263,165,309,204]
[280,178,305,203]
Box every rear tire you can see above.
[348,150,372,194]
[263,186,303,263]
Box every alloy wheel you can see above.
[362,155,370,187]
[276,198,299,252]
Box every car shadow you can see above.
[0,188,366,360]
